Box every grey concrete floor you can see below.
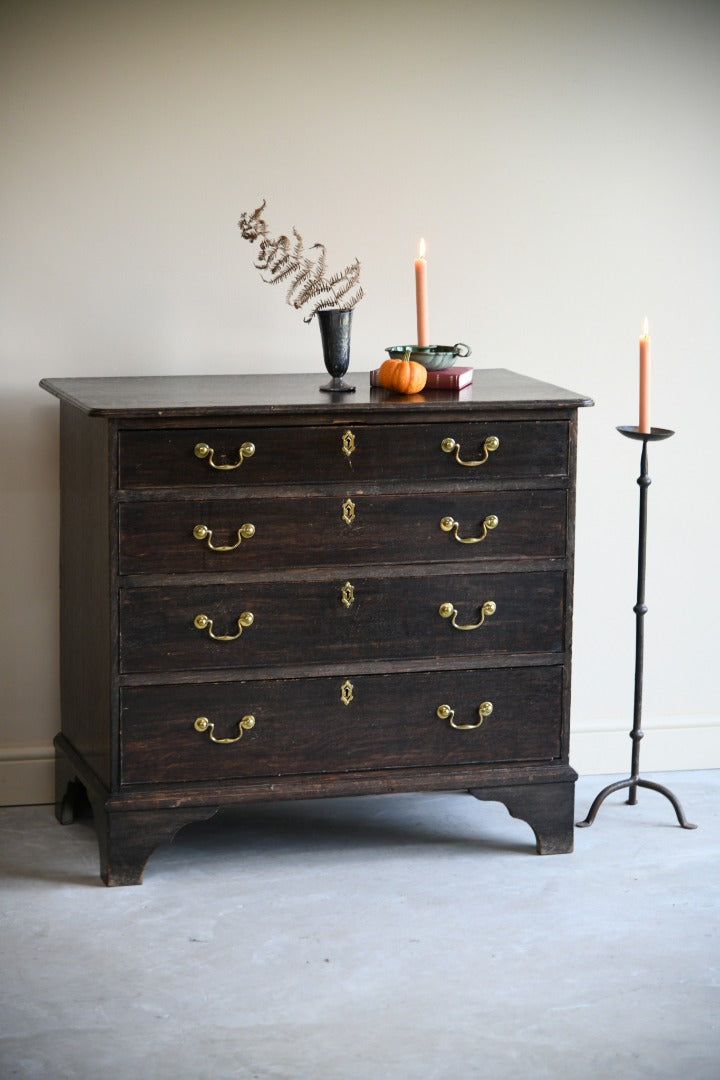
[1,771,718,1080]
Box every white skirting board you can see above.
[1,722,719,805]
[570,716,720,776]
[0,747,55,807]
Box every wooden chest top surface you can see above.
[40,370,593,417]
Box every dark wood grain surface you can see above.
[119,489,567,574]
[119,571,565,674]
[120,666,563,783]
[57,403,114,788]
[44,371,590,882]
[40,370,593,416]
[118,420,570,487]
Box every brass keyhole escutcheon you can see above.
[341,430,356,458]
[340,680,354,706]
[341,582,355,608]
[341,498,356,525]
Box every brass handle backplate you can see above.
[194,441,255,470]
[193,523,256,551]
[193,611,254,641]
[438,600,496,631]
[437,701,493,730]
[194,715,256,744]
[440,514,499,544]
[441,435,499,467]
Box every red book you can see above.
[370,366,473,390]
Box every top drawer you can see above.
[118,421,569,489]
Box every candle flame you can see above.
[641,316,649,338]
[418,237,426,259]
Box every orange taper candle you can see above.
[639,317,651,433]
[414,238,429,347]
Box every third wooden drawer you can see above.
[119,570,566,674]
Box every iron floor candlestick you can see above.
[577,425,696,830]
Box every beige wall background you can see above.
[2,0,719,804]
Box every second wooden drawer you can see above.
[119,490,567,573]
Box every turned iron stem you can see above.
[577,426,696,830]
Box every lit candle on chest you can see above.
[415,238,429,347]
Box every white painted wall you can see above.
[2,0,719,804]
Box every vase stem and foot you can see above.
[317,308,356,393]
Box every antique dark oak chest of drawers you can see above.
[40,371,592,885]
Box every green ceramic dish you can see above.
[385,343,471,371]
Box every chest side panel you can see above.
[58,404,115,787]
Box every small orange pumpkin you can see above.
[378,354,427,395]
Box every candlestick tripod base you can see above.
[576,777,697,829]
[576,423,697,832]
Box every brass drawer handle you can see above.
[441,435,499,467]
[194,441,255,470]
[440,514,498,543]
[193,523,256,551]
[437,701,493,730]
[193,611,254,641]
[194,715,256,744]
[438,600,496,631]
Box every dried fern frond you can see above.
[304,285,365,323]
[238,200,269,243]
[238,199,364,321]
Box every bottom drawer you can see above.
[120,667,564,784]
